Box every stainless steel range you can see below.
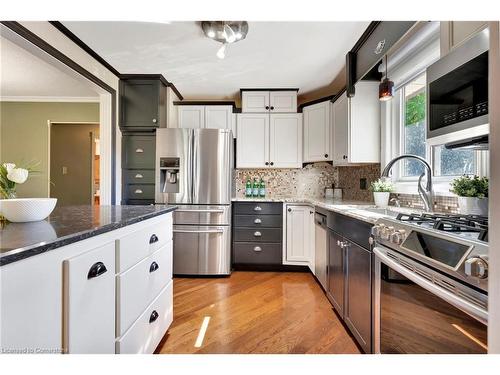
[372,212,489,354]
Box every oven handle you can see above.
[374,247,488,325]
[173,228,225,234]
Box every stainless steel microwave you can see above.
[426,28,489,146]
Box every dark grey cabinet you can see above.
[232,202,283,268]
[122,135,155,169]
[326,211,373,353]
[344,241,372,353]
[119,79,166,129]
[327,231,345,316]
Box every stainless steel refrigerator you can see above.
[155,128,233,275]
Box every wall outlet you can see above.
[360,178,367,190]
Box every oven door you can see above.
[172,225,231,276]
[374,246,488,354]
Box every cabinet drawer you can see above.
[123,199,154,206]
[233,242,282,265]
[124,183,155,200]
[123,169,155,184]
[63,242,115,353]
[116,281,173,354]
[117,241,173,336]
[116,215,173,273]
[233,202,282,215]
[234,227,282,243]
[122,135,155,169]
[233,214,282,228]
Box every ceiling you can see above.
[61,21,370,101]
[0,35,98,100]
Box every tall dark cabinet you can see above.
[120,76,167,205]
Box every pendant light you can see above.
[379,55,394,101]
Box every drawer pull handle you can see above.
[253,246,262,252]
[149,234,159,244]
[135,189,143,194]
[149,310,159,323]
[149,261,159,273]
[135,173,143,179]
[254,218,262,224]
[87,262,107,279]
[135,148,144,153]
[254,231,262,237]
[254,206,262,211]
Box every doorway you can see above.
[49,122,100,206]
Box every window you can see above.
[397,74,480,181]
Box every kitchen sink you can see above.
[355,207,401,218]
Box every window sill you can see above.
[393,181,456,197]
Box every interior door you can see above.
[178,106,205,128]
[327,230,345,316]
[332,93,349,164]
[269,113,302,168]
[236,114,270,168]
[50,123,98,206]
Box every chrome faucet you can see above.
[381,154,434,212]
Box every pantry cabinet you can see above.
[236,113,302,168]
[284,204,315,271]
[303,100,331,162]
[332,82,380,165]
[177,105,234,135]
[241,90,298,113]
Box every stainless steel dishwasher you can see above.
[314,208,328,291]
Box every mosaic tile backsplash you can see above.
[390,193,459,214]
[234,162,381,201]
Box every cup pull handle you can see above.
[149,261,159,273]
[149,234,159,244]
[254,231,262,237]
[135,189,143,194]
[253,246,262,252]
[254,206,262,211]
[87,262,107,279]
[149,310,159,323]
[254,218,262,224]
[135,174,143,178]
[135,148,144,153]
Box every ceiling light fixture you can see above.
[379,55,394,101]
[201,21,248,59]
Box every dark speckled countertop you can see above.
[0,205,176,266]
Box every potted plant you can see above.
[0,162,57,223]
[371,178,394,208]
[450,175,488,215]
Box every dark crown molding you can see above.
[120,74,184,100]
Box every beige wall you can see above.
[0,101,99,198]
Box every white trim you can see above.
[99,93,113,205]
[0,96,100,103]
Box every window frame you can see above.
[389,71,488,196]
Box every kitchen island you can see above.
[0,204,176,354]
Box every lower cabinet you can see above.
[326,211,373,353]
[285,204,315,271]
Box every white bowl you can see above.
[0,198,57,222]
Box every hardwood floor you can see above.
[156,271,361,354]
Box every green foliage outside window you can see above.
[405,92,426,126]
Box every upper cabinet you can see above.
[241,90,298,113]
[120,78,167,130]
[237,113,302,169]
[332,82,380,165]
[176,104,235,136]
[440,21,488,56]
[303,101,331,162]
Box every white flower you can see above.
[7,168,29,184]
[3,163,16,174]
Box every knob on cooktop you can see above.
[465,257,488,279]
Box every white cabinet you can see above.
[242,90,297,113]
[269,114,302,168]
[177,105,234,136]
[236,114,269,168]
[440,21,488,56]
[241,91,270,112]
[269,91,298,113]
[303,101,331,162]
[332,82,380,165]
[63,243,116,354]
[285,204,315,271]
[178,105,205,129]
[237,113,302,168]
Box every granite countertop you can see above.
[0,205,177,266]
[232,196,420,224]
